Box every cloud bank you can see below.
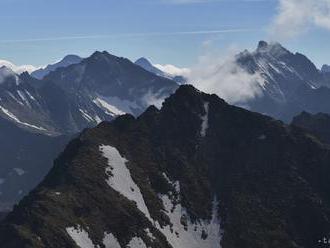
[0,60,37,74]
[154,64,191,77]
[270,0,330,39]
[187,51,264,105]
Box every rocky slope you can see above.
[292,111,330,144]
[236,41,330,122]
[0,52,178,135]
[46,51,178,118]
[1,85,330,248]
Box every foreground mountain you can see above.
[292,111,330,144]
[31,55,82,80]
[236,41,330,122]
[1,85,330,247]
[0,116,69,211]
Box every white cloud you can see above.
[187,49,264,105]
[270,0,330,39]
[154,64,191,77]
[0,60,37,74]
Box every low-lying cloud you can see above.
[154,64,191,77]
[0,60,37,74]
[187,50,264,105]
[270,0,330,39]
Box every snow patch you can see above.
[127,237,147,248]
[93,97,126,116]
[145,228,156,241]
[79,109,101,124]
[79,109,95,122]
[66,225,95,248]
[103,232,121,248]
[157,175,223,248]
[100,145,152,221]
[200,102,209,137]
[95,95,138,115]
[17,90,30,107]
[94,115,102,124]
[7,92,24,106]
[13,168,25,176]
[25,90,37,101]
[0,105,46,131]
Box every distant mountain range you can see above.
[2,85,330,247]
[0,51,178,135]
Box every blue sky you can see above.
[0,0,329,68]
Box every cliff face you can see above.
[1,85,330,248]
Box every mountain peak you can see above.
[135,57,153,67]
[63,54,81,60]
[257,40,269,50]
[31,54,82,79]
[256,41,288,55]
[91,50,111,57]
[322,64,330,73]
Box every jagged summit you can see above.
[257,40,268,50]
[255,40,289,57]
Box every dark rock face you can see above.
[1,85,330,248]
[292,111,330,144]
[236,41,330,122]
